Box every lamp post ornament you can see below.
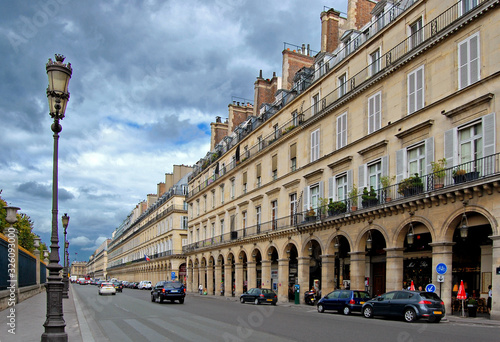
[42,54,72,342]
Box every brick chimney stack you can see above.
[321,8,342,53]
[346,0,377,30]
[282,47,314,90]
[253,70,281,117]
[210,116,228,150]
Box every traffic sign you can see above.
[426,284,436,293]
[436,263,447,275]
[171,271,176,279]
[437,275,445,283]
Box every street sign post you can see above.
[437,275,445,282]
[436,263,447,275]
[426,284,436,293]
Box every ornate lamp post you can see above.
[42,54,72,342]
[62,213,70,298]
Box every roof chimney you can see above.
[321,8,341,53]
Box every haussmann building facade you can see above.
[183,0,500,319]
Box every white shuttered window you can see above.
[368,92,381,134]
[408,66,424,114]
[337,112,347,149]
[311,129,320,162]
[458,32,480,89]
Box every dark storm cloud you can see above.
[0,0,346,260]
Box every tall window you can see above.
[337,112,347,149]
[459,121,482,165]
[203,195,207,212]
[242,211,247,236]
[220,185,225,204]
[368,161,382,189]
[408,66,424,114]
[310,183,320,213]
[230,179,235,199]
[256,206,261,233]
[181,216,188,229]
[408,144,425,177]
[211,222,215,238]
[271,200,278,230]
[196,199,200,216]
[338,73,347,97]
[370,49,380,76]
[211,190,215,208]
[310,129,320,162]
[256,164,262,187]
[461,0,478,13]
[290,193,297,225]
[292,111,298,126]
[312,93,320,115]
[458,33,480,89]
[258,136,263,151]
[274,124,279,140]
[290,143,297,171]
[272,155,278,180]
[409,18,423,49]
[368,92,381,134]
[336,174,348,200]
[242,172,247,194]
[220,219,225,236]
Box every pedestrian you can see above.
[487,285,492,314]
[199,284,203,295]
[418,286,423,291]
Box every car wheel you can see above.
[151,294,155,302]
[112,293,116,295]
[343,306,351,315]
[317,304,325,313]
[159,296,164,303]
[99,293,102,296]
[272,302,276,306]
[179,298,184,304]
[240,297,245,303]
[254,298,260,305]
[430,317,441,323]
[363,306,373,318]
[404,308,416,322]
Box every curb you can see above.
[72,286,95,342]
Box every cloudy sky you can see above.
[0,0,346,262]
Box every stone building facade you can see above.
[184,0,500,320]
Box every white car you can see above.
[99,282,116,295]
[138,281,152,290]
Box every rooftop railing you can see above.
[183,152,500,254]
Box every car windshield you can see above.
[420,292,441,301]
[165,282,182,289]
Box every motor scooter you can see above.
[304,290,317,305]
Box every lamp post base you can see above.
[42,274,67,341]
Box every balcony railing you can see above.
[183,152,500,253]
[187,0,491,199]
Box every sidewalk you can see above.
[0,284,84,342]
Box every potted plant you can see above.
[305,207,316,222]
[361,186,379,208]
[283,125,296,134]
[431,158,447,189]
[328,199,347,216]
[453,167,479,184]
[348,185,359,211]
[380,175,395,202]
[318,198,329,218]
[398,173,424,197]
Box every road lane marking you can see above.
[149,317,211,342]
[124,318,173,342]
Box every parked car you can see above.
[130,282,139,289]
[362,290,445,323]
[138,280,152,290]
[151,281,186,304]
[95,280,103,287]
[78,278,85,285]
[113,281,123,292]
[98,282,116,296]
[240,288,277,305]
[317,289,371,315]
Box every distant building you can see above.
[70,261,87,279]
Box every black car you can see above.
[240,288,277,305]
[317,289,371,315]
[362,290,445,323]
[113,281,123,292]
[151,281,186,304]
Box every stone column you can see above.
[224,264,233,296]
[214,264,222,296]
[430,241,455,316]
[349,251,366,291]
[187,265,193,292]
[261,260,272,289]
[207,264,214,296]
[297,257,310,304]
[34,248,41,287]
[384,248,405,292]
[277,258,289,303]
[489,236,500,320]
[200,265,206,291]
[321,255,336,296]
[247,261,256,291]
[235,262,244,296]
[193,265,199,294]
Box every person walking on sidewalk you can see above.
[487,285,492,314]
[199,284,203,295]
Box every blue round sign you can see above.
[426,284,436,293]
[436,263,447,275]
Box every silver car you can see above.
[99,282,116,296]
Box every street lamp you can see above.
[62,213,70,299]
[366,230,373,251]
[42,54,72,342]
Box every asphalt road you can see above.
[73,285,498,342]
